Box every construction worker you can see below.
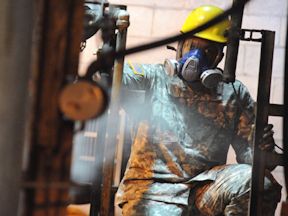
[115,5,281,216]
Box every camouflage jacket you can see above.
[116,63,255,206]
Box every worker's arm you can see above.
[230,81,256,164]
[121,63,161,116]
[230,81,276,165]
[122,63,159,90]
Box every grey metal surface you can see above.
[0,0,33,215]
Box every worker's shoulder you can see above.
[124,62,165,77]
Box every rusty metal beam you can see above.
[23,0,83,215]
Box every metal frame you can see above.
[241,29,286,216]
[76,4,129,216]
[99,5,129,216]
[247,30,275,216]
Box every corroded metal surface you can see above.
[23,0,83,215]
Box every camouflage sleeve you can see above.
[121,63,161,120]
[122,63,157,90]
[231,81,256,164]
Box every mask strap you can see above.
[176,40,184,60]
[211,51,224,68]
[177,38,194,60]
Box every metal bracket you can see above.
[240,29,263,42]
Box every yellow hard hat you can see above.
[181,5,230,43]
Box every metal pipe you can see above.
[98,6,129,216]
[223,0,245,83]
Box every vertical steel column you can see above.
[281,5,288,214]
[284,0,288,197]
[0,0,33,215]
[100,7,128,216]
[249,30,275,216]
[223,0,244,83]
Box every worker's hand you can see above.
[259,124,275,152]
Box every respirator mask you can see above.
[164,48,223,89]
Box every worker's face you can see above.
[177,37,225,91]
[181,37,224,68]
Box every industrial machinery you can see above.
[1,0,288,215]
